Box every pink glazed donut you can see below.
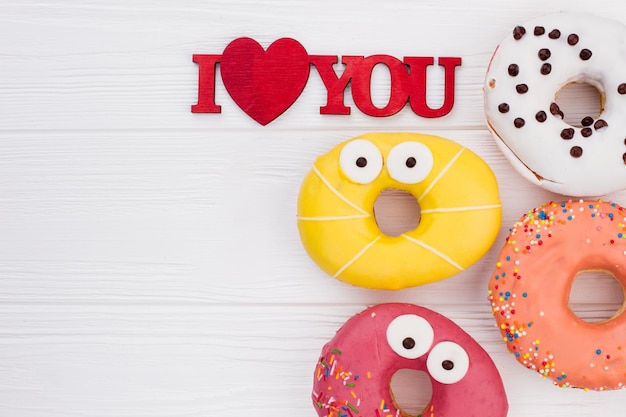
[312,304,508,417]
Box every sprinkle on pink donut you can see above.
[488,200,626,390]
[312,303,508,417]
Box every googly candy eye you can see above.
[387,142,434,184]
[386,314,434,359]
[426,341,470,384]
[339,139,383,184]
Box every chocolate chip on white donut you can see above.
[485,13,626,196]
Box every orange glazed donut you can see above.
[488,200,626,390]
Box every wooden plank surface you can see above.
[1,1,626,416]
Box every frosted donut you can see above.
[312,303,508,417]
[484,13,626,196]
[488,200,626,390]
[297,132,501,290]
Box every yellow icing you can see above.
[297,132,502,290]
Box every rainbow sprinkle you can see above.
[487,199,626,390]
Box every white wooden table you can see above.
[1,1,626,416]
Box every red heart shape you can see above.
[220,37,310,125]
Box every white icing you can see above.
[387,141,434,184]
[332,234,382,278]
[386,314,434,359]
[484,13,626,196]
[338,139,383,184]
[401,234,464,271]
[426,341,470,384]
[297,214,370,221]
[420,204,501,213]
[312,165,369,215]
[418,148,464,201]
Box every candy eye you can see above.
[386,314,434,359]
[387,142,434,184]
[426,341,470,384]
[339,139,383,184]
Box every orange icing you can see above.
[488,200,626,390]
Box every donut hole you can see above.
[568,270,625,323]
[389,369,432,417]
[373,189,421,237]
[554,81,603,127]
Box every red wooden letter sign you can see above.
[309,55,355,115]
[348,55,411,117]
[191,37,462,124]
[405,56,462,118]
[191,54,221,113]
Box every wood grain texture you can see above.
[2,1,626,416]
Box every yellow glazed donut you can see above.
[297,132,502,290]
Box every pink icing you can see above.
[312,303,508,417]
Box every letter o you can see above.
[350,55,410,117]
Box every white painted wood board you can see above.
[1,1,626,416]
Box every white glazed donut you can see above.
[484,13,626,196]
